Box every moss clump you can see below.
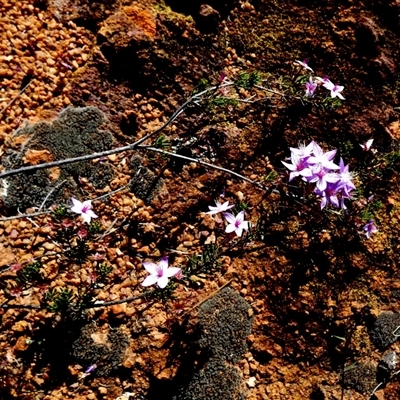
[198,287,253,363]
[71,323,129,376]
[173,357,246,400]
[369,311,400,350]
[343,362,378,394]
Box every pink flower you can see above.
[364,220,378,239]
[70,198,98,224]
[206,200,234,215]
[224,211,249,237]
[141,256,181,289]
[305,76,317,97]
[294,59,314,73]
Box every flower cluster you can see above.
[282,141,356,210]
[294,60,345,100]
[206,200,249,237]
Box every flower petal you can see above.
[143,262,158,275]
[235,227,243,237]
[158,256,168,272]
[165,267,181,278]
[141,275,159,287]
[157,275,169,289]
[225,224,236,234]
[224,213,236,224]
[71,197,82,208]
[236,211,245,224]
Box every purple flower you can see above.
[307,142,339,170]
[315,182,340,210]
[70,198,98,224]
[316,76,331,84]
[206,200,234,215]
[294,59,314,73]
[85,364,97,374]
[305,76,317,97]
[289,142,314,159]
[141,256,182,289]
[337,157,356,196]
[363,220,378,239]
[224,211,249,237]
[281,153,313,181]
[307,164,340,191]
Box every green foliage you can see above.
[236,71,261,89]
[381,150,400,172]
[320,96,342,110]
[360,200,383,222]
[192,78,210,95]
[96,263,113,284]
[44,287,74,312]
[187,243,222,276]
[88,220,103,235]
[52,204,69,221]
[338,140,353,160]
[153,134,170,149]
[233,201,248,214]
[263,170,279,182]
[151,280,178,301]
[16,262,42,285]
[211,97,239,107]
[295,74,309,85]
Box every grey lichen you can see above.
[1,106,114,209]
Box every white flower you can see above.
[360,139,374,151]
[206,200,234,215]
[70,198,98,224]
[224,211,249,237]
[294,59,314,73]
[322,79,345,100]
[141,256,181,289]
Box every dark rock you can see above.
[355,16,384,57]
[48,0,118,31]
[129,155,165,203]
[197,4,221,33]
[377,351,398,384]
[173,288,253,400]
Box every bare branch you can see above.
[139,145,270,191]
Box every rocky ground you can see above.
[2,0,400,399]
